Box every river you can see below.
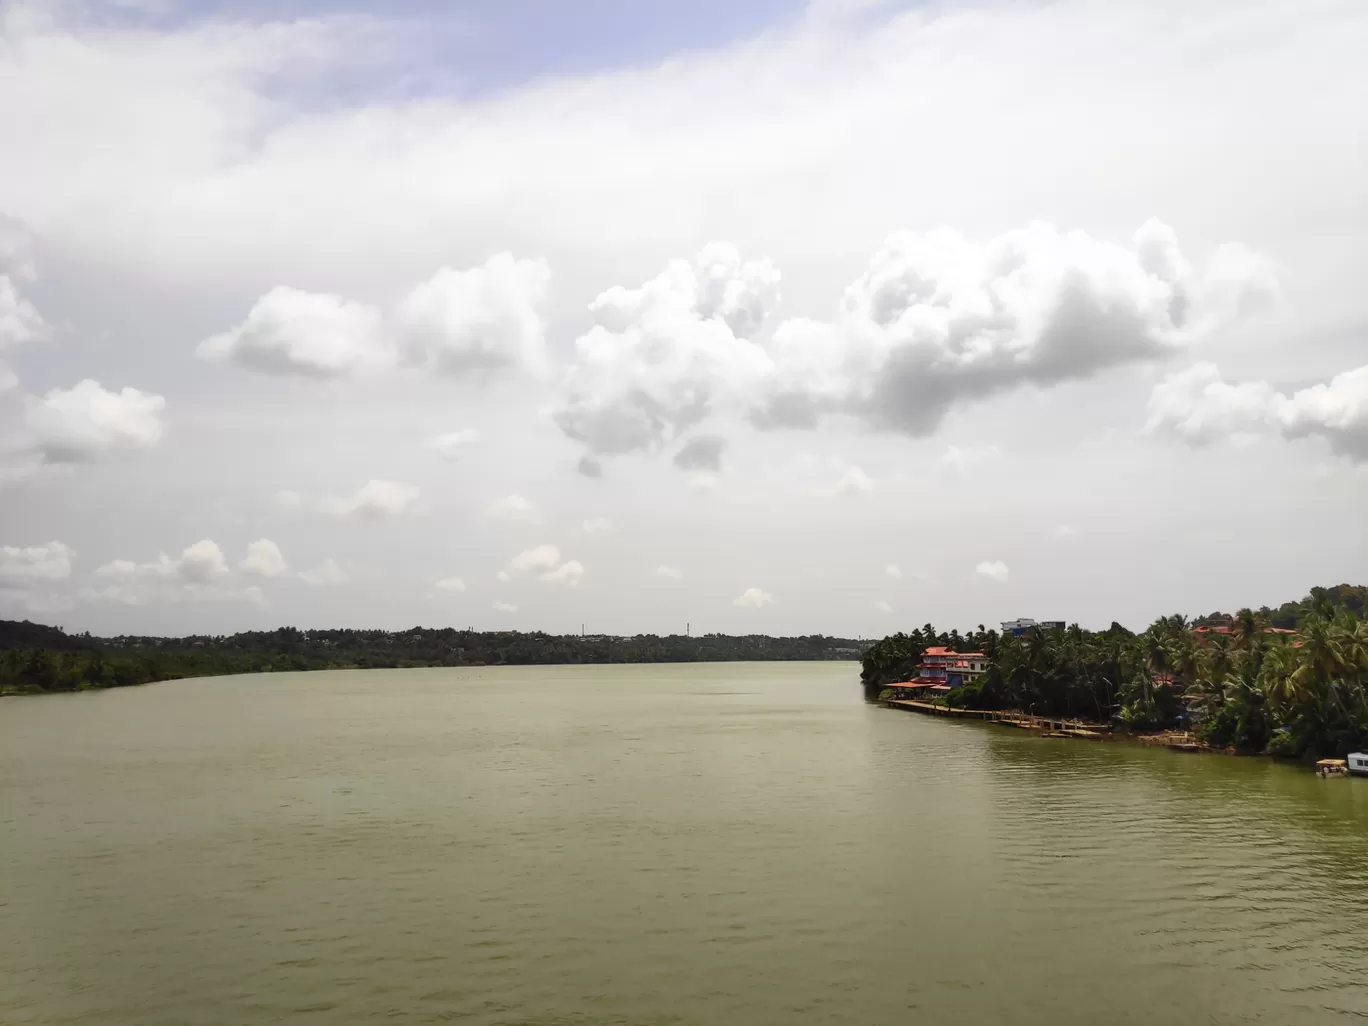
[4,662,1368,1024]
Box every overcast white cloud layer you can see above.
[1,0,1366,634]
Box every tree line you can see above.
[860,584,1368,760]
[0,622,868,695]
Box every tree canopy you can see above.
[0,622,867,696]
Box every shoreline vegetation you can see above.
[0,623,866,696]
[860,584,1368,762]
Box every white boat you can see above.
[1347,753,1368,777]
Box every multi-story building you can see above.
[1001,618,1066,637]
[884,647,991,697]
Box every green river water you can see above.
[4,661,1368,1025]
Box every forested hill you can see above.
[0,623,869,695]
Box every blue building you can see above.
[1001,618,1066,637]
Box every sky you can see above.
[1,0,1366,638]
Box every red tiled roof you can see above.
[930,684,953,691]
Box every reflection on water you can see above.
[3,662,1368,1025]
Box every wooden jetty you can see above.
[882,699,1111,738]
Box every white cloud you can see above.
[299,557,348,586]
[395,254,550,376]
[733,587,774,608]
[493,599,517,613]
[504,544,583,584]
[274,489,303,508]
[96,539,229,583]
[508,544,561,574]
[86,539,256,604]
[0,541,75,582]
[488,493,537,522]
[975,560,1010,583]
[0,218,47,390]
[756,220,1276,437]
[547,222,1274,458]
[1147,361,1368,461]
[200,256,549,380]
[0,274,47,383]
[656,564,683,579]
[874,599,893,613]
[540,559,584,585]
[834,466,874,495]
[431,429,480,459]
[582,517,612,534]
[25,380,165,463]
[239,538,288,577]
[434,575,466,592]
[554,243,780,456]
[198,287,387,379]
[1052,524,1079,538]
[884,563,903,579]
[323,479,420,518]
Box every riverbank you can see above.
[878,697,1282,760]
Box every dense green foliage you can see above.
[862,585,1368,759]
[0,622,867,695]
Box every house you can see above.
[884,646,989,697]
[918,646,989,688]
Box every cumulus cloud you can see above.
[1053,524,1079,538]
[553,223,1273,453]
[505,544,583,584]
[733,587,773,608]
[239,538,288,578]
[198,287,387,379]
[0,217,47,390]
[86,539,256,604]
[1147,361,1368,461]
[299,557,348,586]
[554,243,780,456]
[656,564,683,579]
[0,275,47,386]
[395,255,550,376]
[493,599,517,613]
[874,600,893,613]
[435,576,466,592]
[0,541,75,582]
[672,434,727,471]
[975,560,1010,583]
[488,493,537,522]
[885,563,903,579]
[200,256,549,380]
[431,429,479,460]
[756,220,1275,437]
[540,559,584,585]
[582,517,612,534]
[274,489,304,508]
[25,380,166,463]
[323,479,420,519]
